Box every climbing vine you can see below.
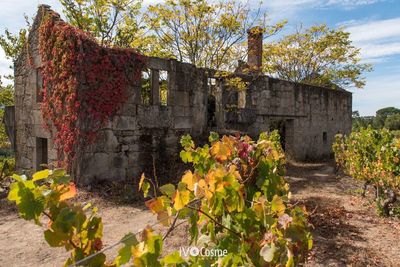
[38,11,144,170]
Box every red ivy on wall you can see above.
[38,13,144,170]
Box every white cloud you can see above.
[341,17,400,60]
[351,72,400,115]
[346,17,400,42]
[0,49,13,85]
[358,42,400,59]
[324,0,382,9]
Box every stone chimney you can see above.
[247,26,263,72]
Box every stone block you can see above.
[174,117,192,129]
[112,116,138,130]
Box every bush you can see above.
[140,132,312,266]
[0,156,15,180]
[8,132,312,266]
[333,127,400,216]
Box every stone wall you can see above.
[76,57,210,184]
[215,75,352,160]
[7,5,352,185]
[12,7,58,173]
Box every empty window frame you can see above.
[323,132,327,144]
[159,70,168,106]
[36,69,43,103]
[141,69,169,106]
[141,69,151,105]
[238,90,246,109]
[36,137,48,170]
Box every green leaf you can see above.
[159,184,175,197]
[180,134,194,149]
[51,208,77,234]
[208,131,219,143]
[161,251,185,265]
[260,243,276,262]
[115,233,139,266]
[44,229,69,247]
[142,181,151,197]
[8,181,44,221]
[180,150,192,163]
[286,255,294,267]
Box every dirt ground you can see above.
[286,162,400,267]
[1,162,399,266]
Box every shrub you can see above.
[140,132,312,266]
[8,132,312,266]
[333,127,400,216]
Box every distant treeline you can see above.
[353,107,400,132]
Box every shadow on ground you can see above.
[286,161,388,266]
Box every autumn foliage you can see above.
[8,132,312,266]
[140,132,312,266]
[38,11,144,170]
[333,128,400,216]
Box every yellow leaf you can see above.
[32,169,50,181]
[59,183,77,201]
[139,173,145,190]
[271,195,286,216]
[205,168,224,190]
[157,210,171,226]
[145,197,165,214]
[173,190,190,211]
[132,241,147,259]
[210,141,232,162]
[181,170,199,191]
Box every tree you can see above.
[0,80,14,150]
[60,0,145,47]
[263,24,372,89]
[0,16,30,82]
[144,0,286,70]
[384,114,400,130]
[352,111,374,130]
[373,107,400,129]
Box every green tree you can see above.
[352,111,374,130]
[0,16,30,82]
[263,24,372,89]
[144,0,286,70]
[384,114,400,130]
[374,107,400,129]
[60,0,170,57]
[0,80,14,150]
[61,0,144,47]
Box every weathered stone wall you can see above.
[12,7,58,173]
[215,76,352,160]
[8,5,352,184]
[76,57,210,184]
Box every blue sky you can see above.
[0,0,399,115]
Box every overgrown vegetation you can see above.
[38,11,144,170]
[352,107,400,131]
[333,127,400,216]
[7,132,312,266]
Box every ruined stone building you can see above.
[5,5,352,184]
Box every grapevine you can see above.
[8,132,312,266]
[333,127,400,216]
